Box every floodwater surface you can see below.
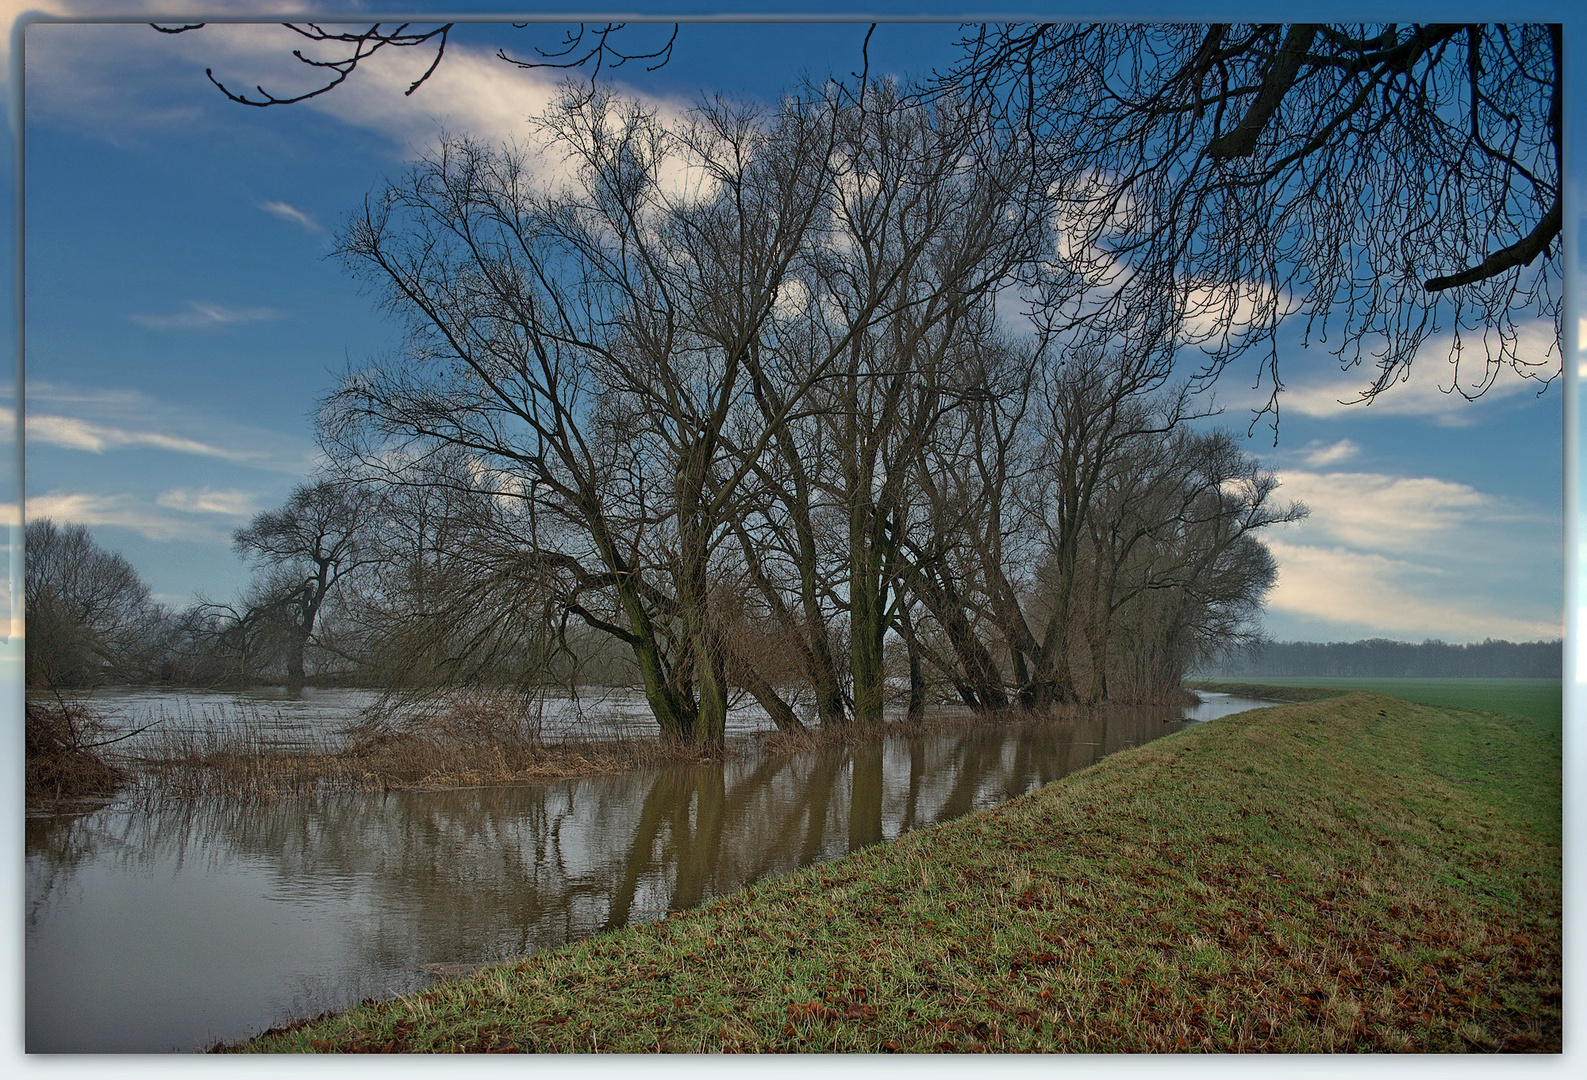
[26,692,1269,1052]
[86,684,779,752]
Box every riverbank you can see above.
[233,690,1561,1052]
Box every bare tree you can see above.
[328,446,569,698]
[1076,427,1305,702]
[948,335,1192,710]
[785,81,1039,727]
[947,23,1561,415]
[324,89,844,747]
[899,326,1036,713]
[24,519,158,688]
[233,480,371,690]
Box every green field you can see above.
[1192,677,1562,730]
[235,690,1561,1053]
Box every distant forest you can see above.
[1204,639,1562,679]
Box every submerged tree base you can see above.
[229,691,1561,1052]
[126,692,1208,801]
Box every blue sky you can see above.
[3,2,1580,647]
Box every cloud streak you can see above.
[24,491,231,543]
[26,413,263,462]
[1274,321,1558,426]
[1263,539,1561,642]
[129,301,281,330]
[1299,439,1359,467]
[259,199,321,232]
[22,380,318,474]
[25,18,690,168]
[155,487,260,517]
[1273,470,1507,554]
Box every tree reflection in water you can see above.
[27,704,1206,1052]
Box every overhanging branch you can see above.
[1424,197,1560,291]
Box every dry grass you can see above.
[121,689,1205,801]
[25,696,130,811]
[133,692,717,801]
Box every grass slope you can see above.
[237,692,1561,1053]
[1192,678,1562,731]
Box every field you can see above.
[234,689,1561,1053]
[1191,678,1562,729]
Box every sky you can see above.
[2,0,1579,655]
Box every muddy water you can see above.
[26,693,1269,1052]
[85,684,783,752]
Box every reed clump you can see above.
[25,696,129,810]
[136,691,717,800]
[133,687,1206,801]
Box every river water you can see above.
[25,690,1270,1053]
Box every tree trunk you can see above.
[848,498,892,728]
[678,442,726,749]
[1086,607,1113,705]
[616,579,695,742]
[906,634,926,725]
[285,632,307,692]
[738,666,806,733]
[906,557,1007,711]
[689,617,728,750]
[849,577,888,727]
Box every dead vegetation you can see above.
[43,686,1202,804]
[25,696,131,811]
[131,691,718,801]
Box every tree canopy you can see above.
[160,19,1563,414]
[945,23,1560,414]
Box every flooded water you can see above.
[26,691,1270,1052]
[85,683,785,752]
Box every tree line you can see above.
[26,82,1304,746]
[1207,638,1562,679]
[40,20,1552,745]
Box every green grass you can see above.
[1191,677,1562,731]
[234,692,1561,1053]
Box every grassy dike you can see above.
[235,691,1561,1053]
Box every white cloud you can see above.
[26,412,260,462]
[259,199,320,232]
[155,487,259,517]
[1,1,68,83]
[1263,539,1561,642]
[130,300,281,330]
[23,380,317,473]
[772,277,810,322]
[24,491,230,542]
[1274,470,1503,554]
[1180,278,1289,346]
[299,37,569,156]
[24,17,691,170]
[1257,466,1561,643]
[1299,438,1359,467]
[1272,320,1559,426]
